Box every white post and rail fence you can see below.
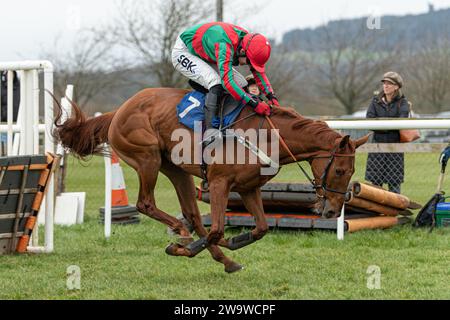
[0,60,73,253]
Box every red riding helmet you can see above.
[241,33,271,73]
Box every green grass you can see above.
[1,154,450,300]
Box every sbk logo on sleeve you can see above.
[177,55,197,74]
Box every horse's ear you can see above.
[339,135,351,149]
[354,133,371,149]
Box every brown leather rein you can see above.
[265,116,355,196]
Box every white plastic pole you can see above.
[96,112,112,239]
[28,62,56,253]
[19,70,26,155]
[104,144,112,239]
[56,85,73,156]
[43,64,54,253]
[11,132,20,156]
[33,70,40,155]
[31,70,40,246]
[65,85,74,105]
[7,71,13,154]
[337,203,345,240]
[12,94,22,156]
[27,69,38,252]
[25,70,34,154]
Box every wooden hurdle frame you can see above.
[0,154,58,255]
[0,61,56,253]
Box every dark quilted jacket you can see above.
[365,92,410,187]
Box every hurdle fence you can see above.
[0,60,58,253]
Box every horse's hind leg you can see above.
[160,160,243,273]
[116,145,194,257]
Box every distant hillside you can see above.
[282,7,450,51]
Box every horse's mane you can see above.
[272,107,342,143]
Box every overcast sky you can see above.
[1,0,450,61]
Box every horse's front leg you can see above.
[224,188,269,250]
[206,178,232,246]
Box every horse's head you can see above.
[263,107,370,218]
[309,134,369,218]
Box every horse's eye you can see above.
[335,168,345,176]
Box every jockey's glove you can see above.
[248,99,271,116]
[267,92,280,107]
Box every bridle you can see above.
[264,116,355,199]
[222,112,355,199]
[310,147,355,198]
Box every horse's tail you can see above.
[52,94,116,160]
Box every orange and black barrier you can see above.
[197,181,420,233]
[0,153,57,255]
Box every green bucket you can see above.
[435,202,450,227]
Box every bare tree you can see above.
[41,32,125,111]
[404,39,450,113]
[265,46,306,103]
[311,21,399,114]
[96,0,214,88]
[224,0,268,25]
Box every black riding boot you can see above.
[203,84,224,147]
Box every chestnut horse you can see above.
[53,88,368,273]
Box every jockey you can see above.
[172,22,279,144]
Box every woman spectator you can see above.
[365,72,410,194]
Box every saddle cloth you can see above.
[176,91,246,130]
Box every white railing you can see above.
[327,118,450,130]
[0,60,55,253]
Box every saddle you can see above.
[177,82,270,183]
[176,90,245,131]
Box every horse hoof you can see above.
[225,262,244,274]
[165,243,179,256]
